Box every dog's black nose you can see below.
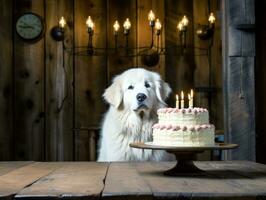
[136,93,147,102]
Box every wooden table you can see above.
[0,161,265,200]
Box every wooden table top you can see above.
[0,161,265,200]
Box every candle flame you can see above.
[190,89,193,98]
[113,20,120,32]
[177,21,184,31]
[59,16,66,28]
[86,16,94,29]
[181,91,184,100]
[155,18,162,30]
[208,12,215,24]
[148,10,155,21]
[123,18,131,30]
[176,94,179,101]
[181,15,189,26]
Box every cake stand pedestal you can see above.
[129,142,239,176]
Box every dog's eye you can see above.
[128,85,134,90]
[145,82,150,88]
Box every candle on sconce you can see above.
[59,16,66,29]
[123,18,131,35]
[175,94,179,108]
[86,16,94,34]
[148,10,155,27]
[113,20,120,35]
[208,12,216,24]
[155,18,162,35]
[181,15,189,27]
[177,21,184,31]
[190,89,194,108]
[181,91,184,109]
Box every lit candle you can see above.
[176,94,179,108]
[113,20,120,35]
[86,16,94,33]
[190,89,194,108]
[155,18,162,35]
[148,10,155,27]
[181,15,189,27]
[59,16,66,29]
[208,12,216,24]
[177,21,184,31]
[123,18,131,35]
[181,91,184,109]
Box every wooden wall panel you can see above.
[0,0,13,160]
[193,0,223,128]
[107,0,137,82]
[227,57,255,160]
[137,0,165,77]
[13,0,45,160]
[223,0,256,161]
[45,0,74,161]
[165,0,195,106]
[74,0,107,160]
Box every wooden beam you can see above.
[13,0,45,160]
[0,0,13,160]
[45,0,74,161]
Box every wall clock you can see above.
[16,13,45,41]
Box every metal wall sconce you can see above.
[141,10,162,67]
[177,15,189,54]
[51,17,66,41]
[196,13,216,40]
[50,11,216,67]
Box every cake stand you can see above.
[129,142,239,176]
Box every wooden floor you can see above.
[0,161,266,199]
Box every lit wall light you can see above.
[196,12,216,40]
[86,16,94,35]
[51,16,66,41]
[123,18,131,35]
[148,10,155,27]
[155,18,162,35]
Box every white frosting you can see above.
[153,107,215,146]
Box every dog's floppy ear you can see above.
[155,80,172,105]
[103,77,123,108]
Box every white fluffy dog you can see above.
[98,68,173,161]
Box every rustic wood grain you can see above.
[74,0,107,161]
[74,0,107,160]
[45,0,74,161]
[165,0,195,108]
[135,161,266,199]
[0,162,59,199]
[227,57,255,160]
[106,0,137,83]
[13,0,45,161]
[74,127,99,161]
[223,0,256,161]
[102,162,152,200]
[0,162,33,176]
[0,0,13,161]
[0,161,265,199]
[15,162,109,199]
[137,0,165,76]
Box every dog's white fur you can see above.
[98,68,173,161]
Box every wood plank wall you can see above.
[223,0,256,161]
[0,0,222,161]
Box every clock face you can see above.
[16,13,44,41]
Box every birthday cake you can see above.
[152,107,215,146]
